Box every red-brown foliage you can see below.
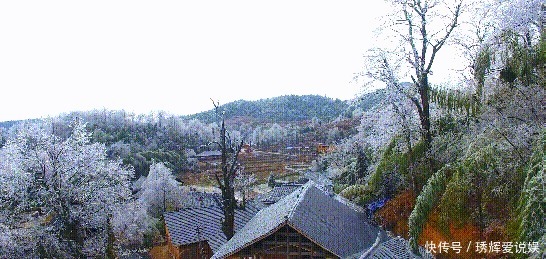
[374,190,417,238]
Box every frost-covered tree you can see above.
[327,127,342,143]
[185,149,199,172]
[357,83,420,154]
[362,0,463,148]
[492,0,544,44]
[138,162,183,218]
[0,128,5,148]
[267,173,277,188]
[408,166,449,253]
[234,170,257,209]
[112,201,158,248]
[459,0,545,102]
[0,120,133,258]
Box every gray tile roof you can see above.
[196,150,222,158]
[164,204,258,253]
[361,237,434,259]
[181,192,222,208]
[212,181,381,259]
[260,183,302,205]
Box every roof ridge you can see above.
[175,202,256,213]
[287,181,311,220]
[177,204,222,211]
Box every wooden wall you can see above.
[231,225,339,259]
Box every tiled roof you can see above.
[181,192,222,208]
[164,204,258,253]
[211,182,381,258]
[362,237,434,259]
[196,150,222,157]
[260,183,302,205]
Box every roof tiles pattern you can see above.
[212,182,381,258]
[164,204,258,253]
[364,237,434,259]
[260,183,302,204]
[196,150,222,157]
[290,185,379,257]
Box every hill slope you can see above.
[186,95,349,123]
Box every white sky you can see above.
[0,1,464,121]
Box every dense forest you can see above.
[0,0,545,258]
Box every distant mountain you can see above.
[186,95,350,123]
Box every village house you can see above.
[196,150,222,161]
[241,143,253,154]
[211,182,379,258]
[164,204,259,259]
[164,182,433,259]
[258,183,303,206]
[316,143,331,154]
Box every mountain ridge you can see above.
[185,94,349,123]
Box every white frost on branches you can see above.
[112,201,158,247]
[138,162,183,218]
[0,120,133,258]
[493,0,544,39]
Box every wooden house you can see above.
[211,182,433,259]
[361,236,434,258]
[317,143,331,154]
[165,184,433,259]
[211,183,380,259]
[196,150,222,161]
[164,205,259,259]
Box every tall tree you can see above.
[367,0,462,148]
[211,100,244,239]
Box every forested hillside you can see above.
[186,94,349,123]
[0,93,380,180]
[315,1,546,257]
[0,93,383,180]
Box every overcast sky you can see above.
[0,1,463,121]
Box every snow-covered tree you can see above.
[493,0,544,44]
[362,0,463,148]
[112,201,158,248]
[357,95,419,153]
[0,120,133,258]
[234,170,257,209]
[516,130,546,253]
[138,162,183,218]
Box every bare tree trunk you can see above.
[212,100,243,240]
[403,0,461,149]
[418,76,432,148]
[219,114,235,239]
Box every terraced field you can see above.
[182,149,315,186]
